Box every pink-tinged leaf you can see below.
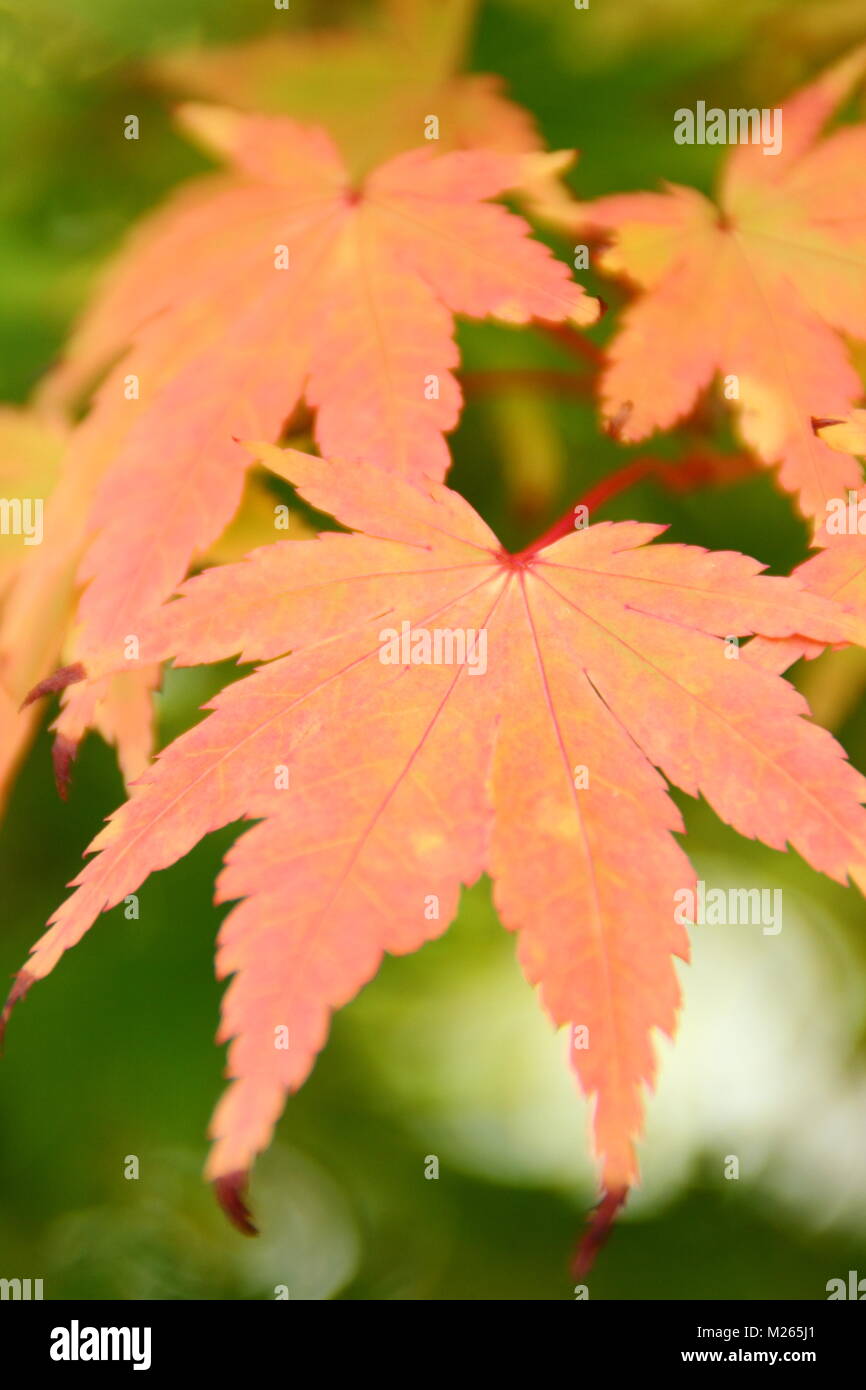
[746,538,866,674]
[42,109,596,667]
[563,50,866,531]
[10,450,866,1247]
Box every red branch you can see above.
[540,321,606,367]
[459,367,594,399]
[509,449,755,561]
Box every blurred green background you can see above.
[2,0,866,1300]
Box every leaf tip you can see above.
[213,1171,259,1236]
[20,662,86,711]
[570,1186,629,1280]
[0,971,35,1054]
[52,733,79,801]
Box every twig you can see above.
[509,449,755,560]
[459,367,594,399]
[539,321,605,368]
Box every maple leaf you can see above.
[41,105,595,681]
[562,48,866,528]
[147,0,575,220]
[0,397,310,808]
[0,408,158,810]
[745,539,866,676]
[746,411,866,673]
[0,398,263,816]
[10,445,866,1259]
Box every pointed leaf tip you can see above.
[21,662,86,711]
[213,1172,259,1236]
[0,972,35,1054]
[571,1186,629,1280]
[52,733,79,801]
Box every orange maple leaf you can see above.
[745,412,866,672]
[10,445,866,1261]
[43,106,595,673]
[746,538,866,675]
[146,0,576,221]
[0,405,312,807]
[0,406,157,804]
[562,48,866,528]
